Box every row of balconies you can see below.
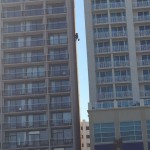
[3,138,73,149]
[2,69,70,80]
[3,102,71,113]
[92,1,150,10]
[3,85,70,96]
[97,75,150,84]
[97,90,150,100]
[95,31,127,39]
[96,60,150,69]
[2,22,67,33]
[3,53,69,64]
[2,39,68,49]
[1,7,66,18]
[95,45,150,54]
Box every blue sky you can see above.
[75,0,89,121]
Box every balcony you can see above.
[109,2,125,8]
[116,91,132,98]
[97,92,114,100]
[51,139,73,146]
[1,0,23,3]
[3,72,45,80]
[96,61,112,69]
[49,69,70,77]
[110,16,126,23]
[135,30,150,37]
[141,90,150,97]
[3,121,48,129]
[133,1,150,8]
[3,103,47,113]
[97,77,113,84]
[2,40,44,49]
[137,60,150,66]
[50,102,71,109]
[1,10,22,18]
[95,47,111,54]
[49,85,70,93]
[3,87,46,96]
[46,7,66,14]
[48,53,69,61]
[112,45,128,52]
[114,60,130,67]
[94,18,108,24]
[111,31,127,38]
[139,75,150,81]
[47,22,67,30]
[51,119,72,126]
[115,76,131,82]
[3,140,49,149]
[3,55,45,64]
[136,45,150,52]
[47,39,67,46]
[92,3,108,10]
[95,32,110,39]
[24,9,44,16]
[134,15,150,22]
[2,24,45,33]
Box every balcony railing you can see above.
[133,1,150,8]
[94,17,108,24]
[2,40,44,49]
[134,15,150,22]
[137,60,150,66]
[2,10,22,18]
[3,121,48,129]
[49,69,70,77]
[114,60,129,67]
[51,139,73,146]
[3,87,46,96]
[95,47,111,54]
[3,140,49,149]
[97,92,114,99]
[46,7,66,14]
[2,24,45,33]
[136,45,150,51]
[141,90,150,97]
[47,22,67,30]
[49,85,70,93]
[111,31,127,37]
[47,39,67,45]
[109,2,125,8]
[110,16,126,23]
[95,32,110,39]
[96,61,112,68]
[24,9,44,16]
[139,75,150,81]
[112,45,128,52]
[97,77,113,83]
[50,102,71,109]
[3,103,47,113]
[48,53,69,61]
[135,30,150,37]
[115,76,131,82]
[1,0,23,3]
[51,119,72,126]
[116,91,132,98]
[3,55,45,64]
[3,72,45,80]
[92,3,108,10]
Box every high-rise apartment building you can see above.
[0,0,81,150]
[84,0,150,149]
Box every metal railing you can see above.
[114,60,129,67]
[96,61,112,68]
[111,16,126,23]
[95,47,111,54]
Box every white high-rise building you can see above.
[84,0,150,150]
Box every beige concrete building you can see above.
[80,120,90,150]
[84,0,150,149]
[0,0,81,150]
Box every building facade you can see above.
[80,120,90,150]
[0,0,81,150]
[84,0,150,149]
